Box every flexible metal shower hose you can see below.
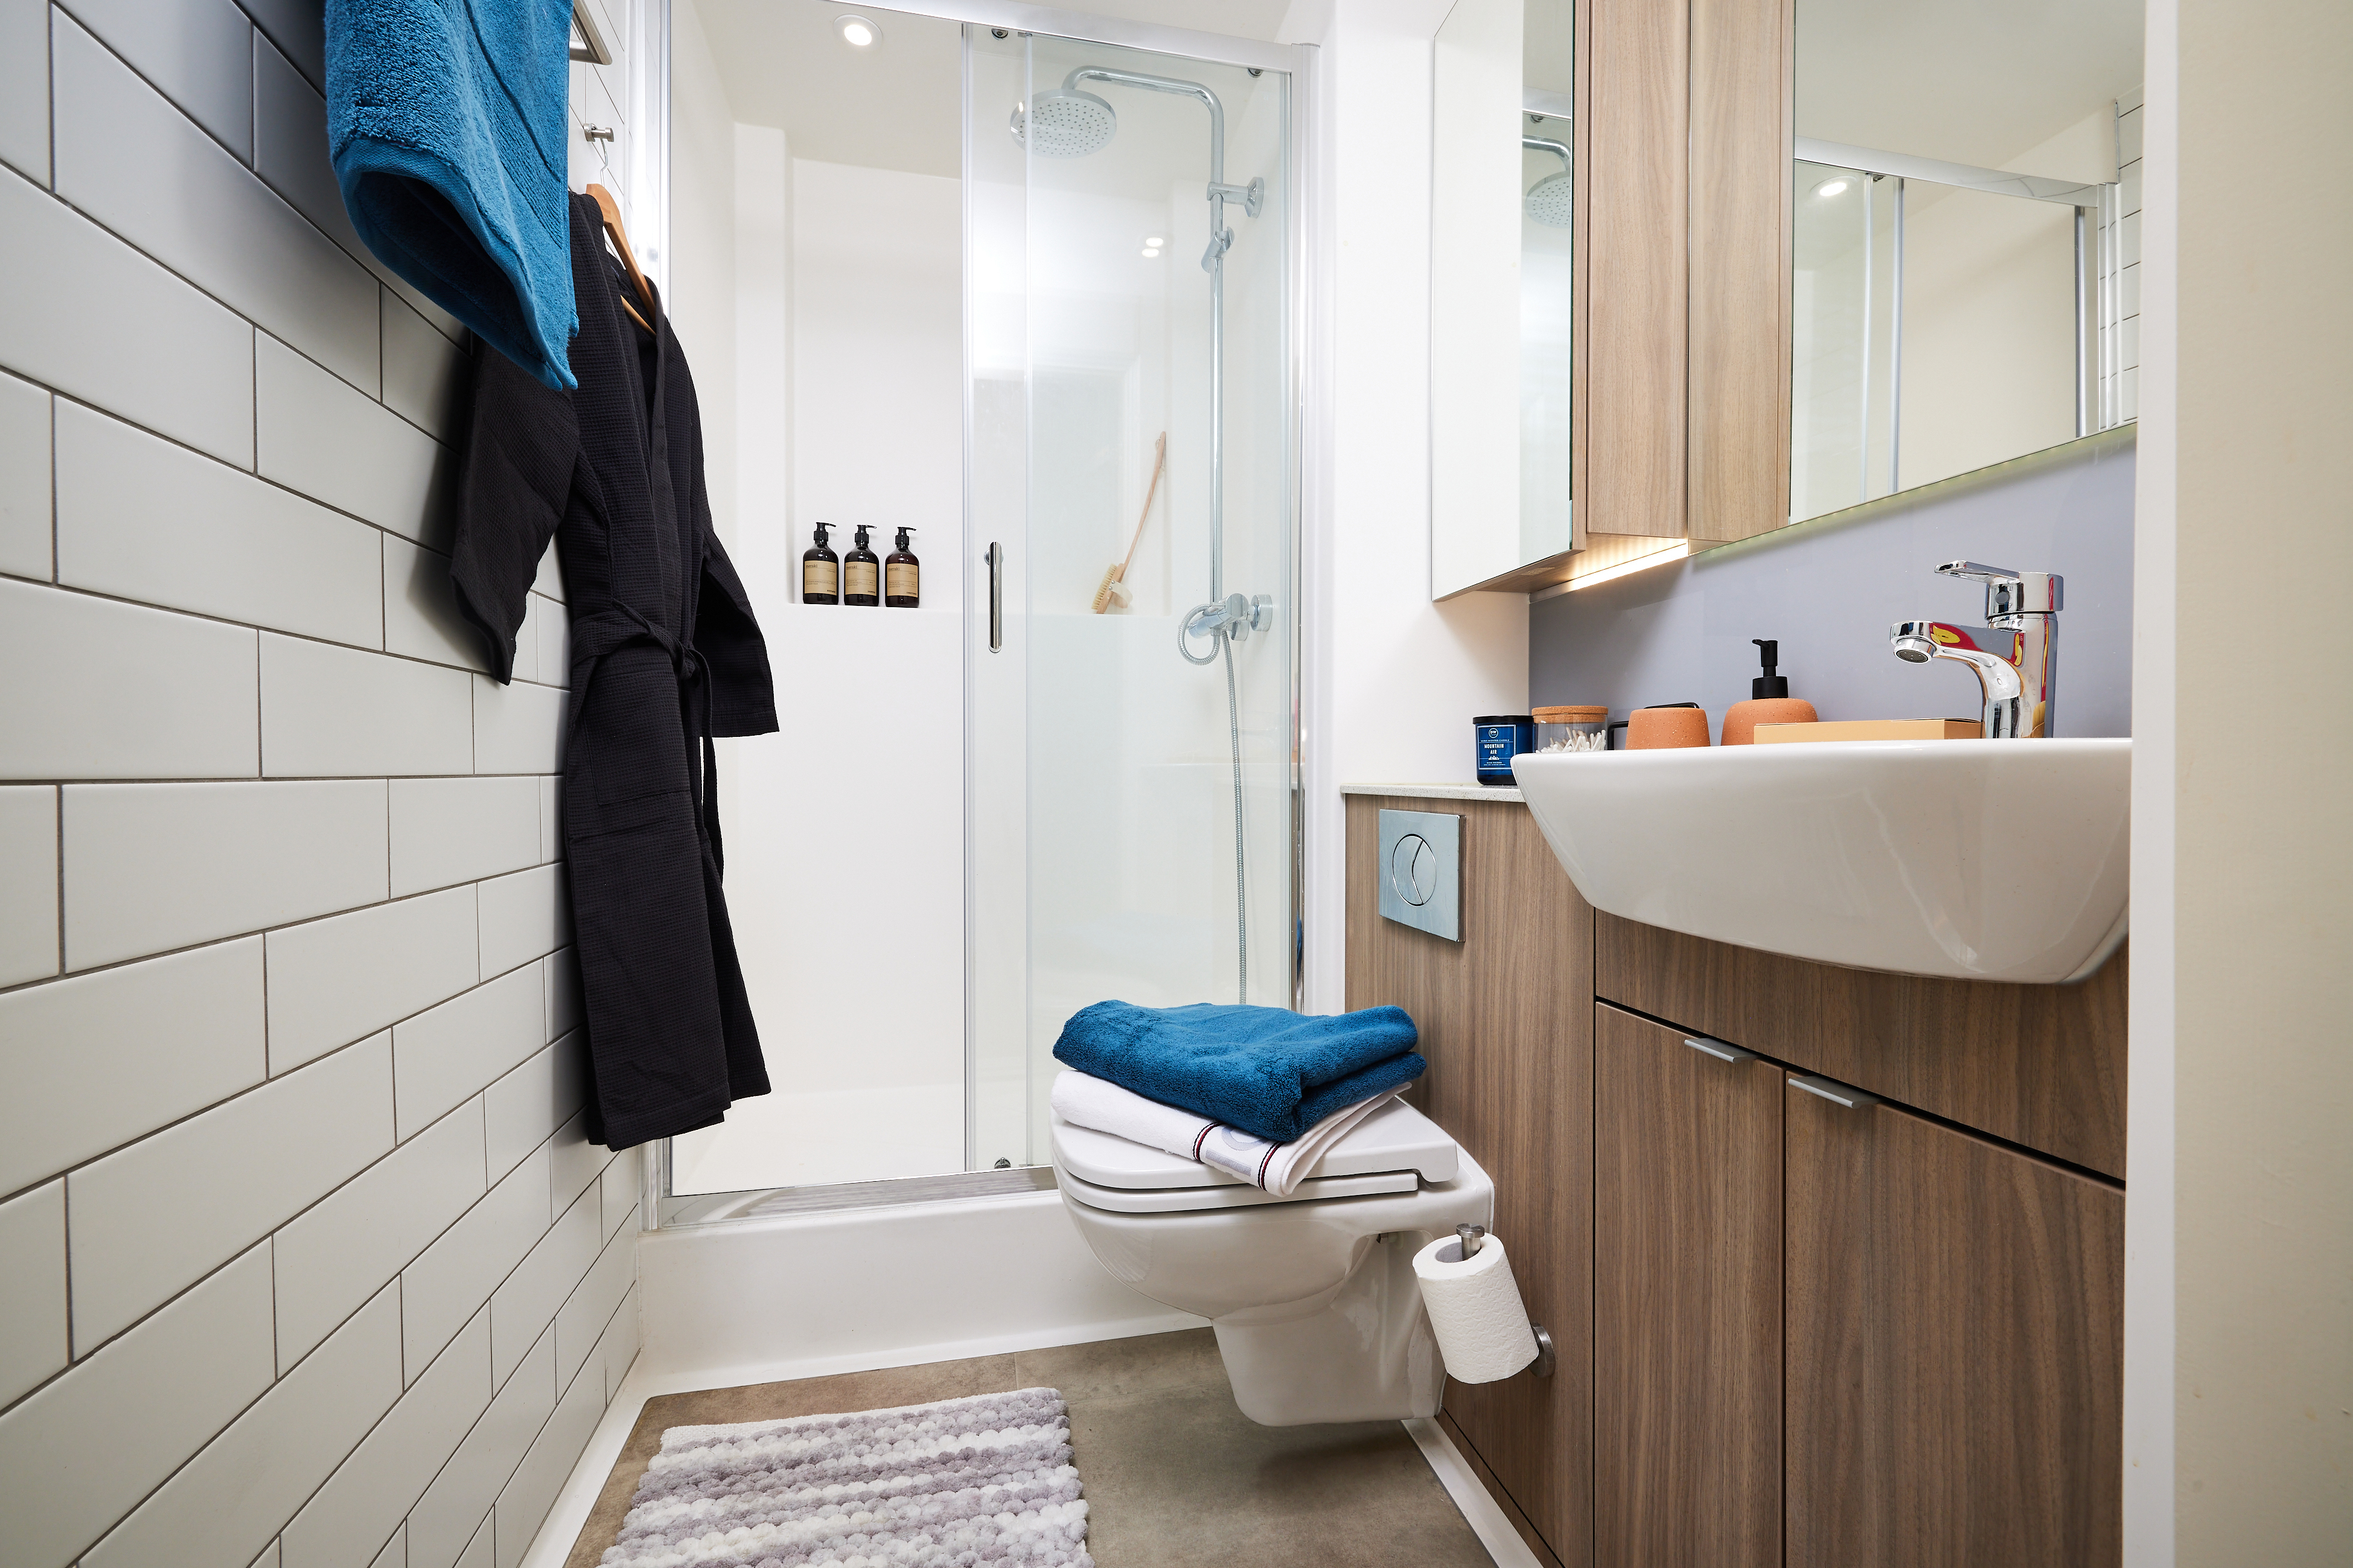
[1223,633,1247,1004]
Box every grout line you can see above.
[43,0,56,193]
[52,783,64,978]
[60,1164,75,1361]
[1,575,504,681]
[39,1246,289,1552]
[42,18,393,409]
[0,932,534,1208]
[27,369,448,537]
[46,389,57,584]
[5,1062,514,1424]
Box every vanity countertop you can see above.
[1341,782,1524,804]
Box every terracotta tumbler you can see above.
[1626,706,1711,749]
[1720,697,1818,745]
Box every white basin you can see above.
[1512,739,2130,984]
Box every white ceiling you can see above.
[693,2,965,176]
[691,0,1299,179]
[1796,0,2143,177]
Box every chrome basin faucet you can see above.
[1890,561,2062,738]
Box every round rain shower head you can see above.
[1024,88,1117,157]
[1524,171,1574,229]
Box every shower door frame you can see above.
[639,0,1315,1231]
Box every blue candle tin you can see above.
[1472,715,1536,785]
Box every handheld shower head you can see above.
[1021,87,1117,156]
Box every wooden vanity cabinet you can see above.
[1593,1004,1782,1567]
[1345,798,2125,1568]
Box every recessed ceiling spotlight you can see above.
[835,13,881,48]
[1141,247,1161,258]
[1812,176,1853,198]
[1145,235,1164,247]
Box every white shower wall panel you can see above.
[686,155,967,1196]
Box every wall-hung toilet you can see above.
[1051,1100,1493,1426]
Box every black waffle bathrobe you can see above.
[450,192,776,1150]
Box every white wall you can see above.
[2156,0,2353,1558]
[668,0,738,543]
[1283,0,1533,1013]
[0,5,640,1566]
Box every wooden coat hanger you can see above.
[585,183,656,334]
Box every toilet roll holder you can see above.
[1455,1225,1557,1379]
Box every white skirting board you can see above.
[518,1187,1201,1568]
[1405,1417,1549,1568]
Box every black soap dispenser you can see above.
[1722,638,1818,744]
[802,521,840,605]
[886,526,921,608]
[843,524,881,607]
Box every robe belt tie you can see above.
[569,605,726,869]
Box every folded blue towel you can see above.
[1052,1002,1426,1144]
[327,0,578,389]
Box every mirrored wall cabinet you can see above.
[1431,0,2141,599]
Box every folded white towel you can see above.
[1049,1069,1396,1196]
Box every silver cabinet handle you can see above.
[1789,1073,1880,1109]
[1687,1036,1757,1064]
[986,542,1003,652]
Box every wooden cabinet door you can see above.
[1593,1004,1783,1567]
[1785,1085,2124,1568]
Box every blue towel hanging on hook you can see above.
[326,0,579,389]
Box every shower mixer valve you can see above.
[1180,593,1274,663]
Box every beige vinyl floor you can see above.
[564,1328,1497,1567]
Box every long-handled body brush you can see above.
[1091,432,1167,614]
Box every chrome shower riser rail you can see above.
[1064,66,1237,601]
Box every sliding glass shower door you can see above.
[967,27,1298,1172]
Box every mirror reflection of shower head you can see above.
[1521,136,1574,228]
[1524,171,1574,228]
[1021,86,1117,156]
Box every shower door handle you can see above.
[986,542,1004,652]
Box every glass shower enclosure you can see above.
[968,29,1298,1172]
[657,14,1299,1222]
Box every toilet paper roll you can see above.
[1412,1231,1539,1383]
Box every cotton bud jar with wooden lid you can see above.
[1533,706,1611,753]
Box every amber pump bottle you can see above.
[802,522,840,605]
[886,527,921,608]
[843,525,881,607]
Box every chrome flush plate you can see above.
[1378,809,1461,942]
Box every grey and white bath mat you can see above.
[601,1386,1093,1567]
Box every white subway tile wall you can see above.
[0,9,639,1568]
[2107,91,2144,423]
